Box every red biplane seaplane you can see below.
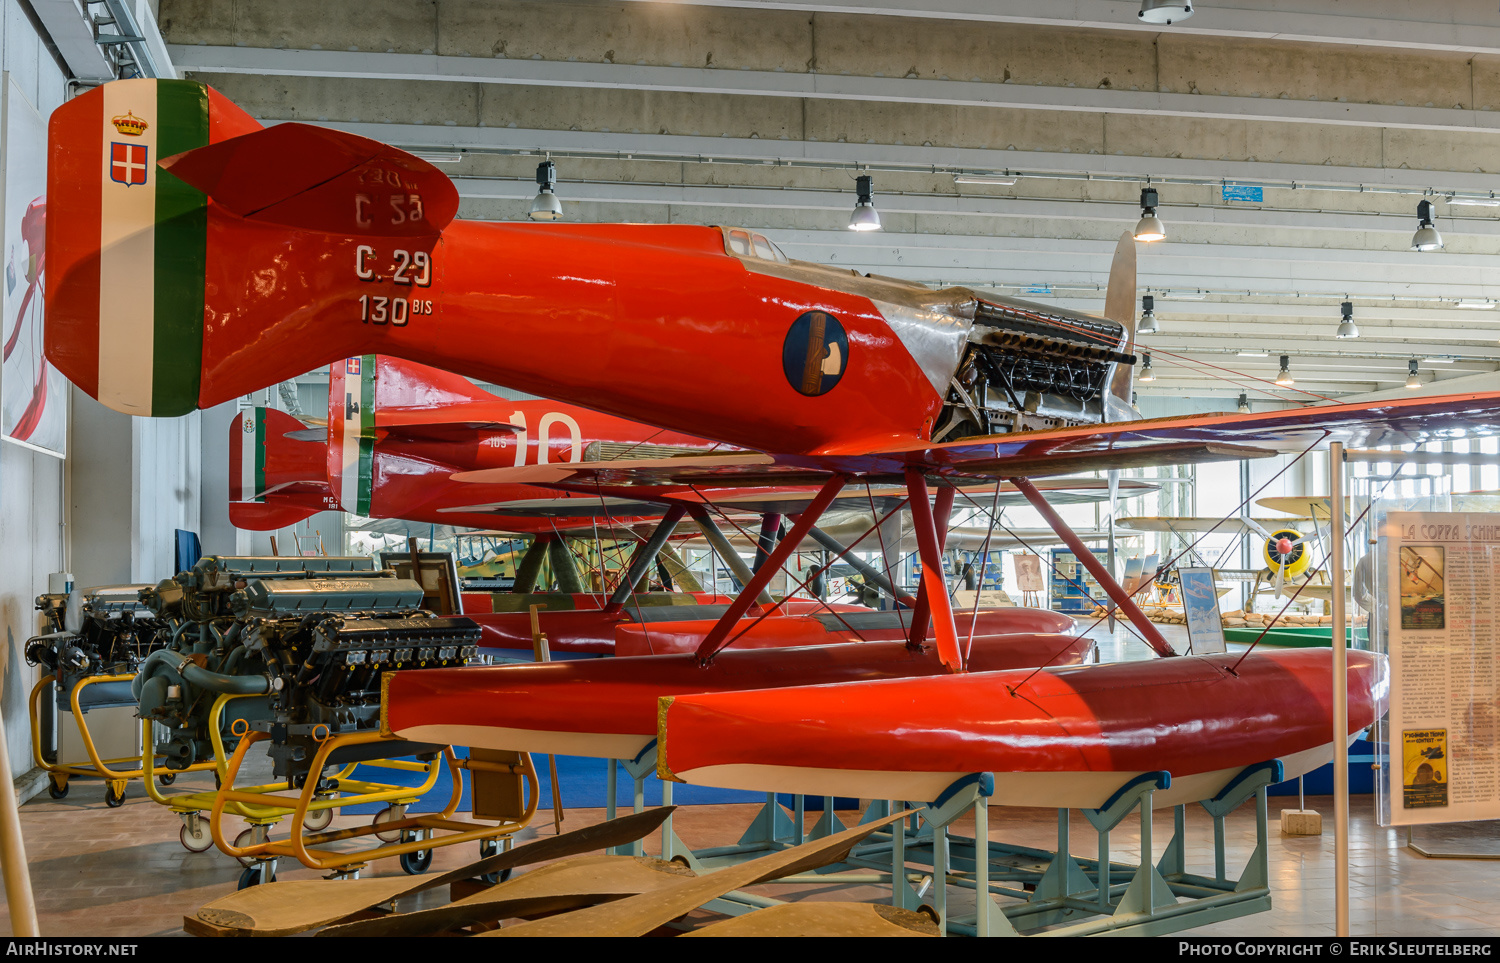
[52,78,1486,805]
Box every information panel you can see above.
[1381,511,1500,826]
[1179,567,1227,655]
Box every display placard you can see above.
[1179,567,1226,655]
[1380,511,1500,826]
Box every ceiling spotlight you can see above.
[848,174,882,232]
[1411,199,1443,252]
[1335,301,1358,339]
[528,161,563,221]
[1138,0,1193,24]
[1274,355,1294,387]
[1134,187,1166,242]
[1137,295,1159,335]
[1406,359,1422,390]
[1237,393,1251,414]
[1139,352,1157,382]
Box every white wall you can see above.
[0,0,204,788]
[0,0,74,784]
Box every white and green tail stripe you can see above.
[94,80,210,416]
[238,407,268,502]
[330,356,377,515]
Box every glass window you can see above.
[728,230,752,257]
[751,234,775,260]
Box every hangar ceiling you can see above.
[151,0,1500,407]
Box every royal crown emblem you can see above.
[111,110,148,136]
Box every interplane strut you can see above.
[906,470,965,673]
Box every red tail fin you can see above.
[45,79,459,418]
[229,407,332,531]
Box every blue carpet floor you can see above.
[337,749,762,814]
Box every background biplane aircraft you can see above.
[41,79,1466,805]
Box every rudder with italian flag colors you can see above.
[46,79,459,418]
[228,406,331,530]
[46,79,260,417]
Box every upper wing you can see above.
[1118,516,1303,534]
[1255,496,1351,520]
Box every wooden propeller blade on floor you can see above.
[186,807,674,937]
[482,812,904,938]
[681,902,939,937]
[319,854,695,937]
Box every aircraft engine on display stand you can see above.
[134,555,479,784]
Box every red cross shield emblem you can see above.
[109,142,148,187]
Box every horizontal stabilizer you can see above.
[162,123,459,236]
[229,500,323,530]
[283,428,326,443]
[376,401,519,443]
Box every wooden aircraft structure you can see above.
[49,78,1490,821]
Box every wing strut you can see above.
[689,508,775,605]
[694,475,848,663]
[806,527,916,607]
[1010,475,1176,659]
[602,505,688,614]
[907,471,964,672]
[905,479,956,651]
[511,533,555,594]
[751,513,783,574]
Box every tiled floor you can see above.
[7,622,1489,938]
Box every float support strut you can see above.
[695,475,848,661]
[603,505,687,614]
[1010,475,1174,658]
[906,481,956,649]
[690,508,773,605]
[907,471,963,671]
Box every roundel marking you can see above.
[782,310,848,397]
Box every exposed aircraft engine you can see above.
[134,556,479,784]
[937,297,1136,441]
[26,586,169,704]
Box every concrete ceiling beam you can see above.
[605,0,1500,55]
[1334,368,1500,402]
[779,249,1500,290]
[451,176,1500,237]
[992,298,1500,326]
[173,45,1500,134]
[776,232,1500,270]
[317,120,1500,196]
